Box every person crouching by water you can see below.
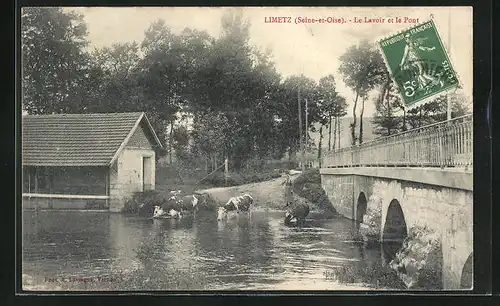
[283,201,310,227]
[281,173,294,206]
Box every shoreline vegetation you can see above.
[124,167,340,218]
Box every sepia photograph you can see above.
[20,6,473,291]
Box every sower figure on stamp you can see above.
[399,33,441,90]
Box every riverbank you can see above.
[196,173,303,211]
[197,169,338,218]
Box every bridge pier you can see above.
[320,167,473,290]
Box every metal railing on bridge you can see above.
[322,114,473,168]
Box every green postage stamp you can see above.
[378,19,460,109]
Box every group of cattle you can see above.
[151,190,310,226]
[152,190,203,219]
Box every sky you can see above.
[69,6,473,118]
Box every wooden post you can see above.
[305,97,308,168]
[105,168,109,209]
[34,167,39,211]
[446,7,452,124]
[439,129,445,168]
[27,168,31,208]
[48,168,53,209]
[298,86,304,171]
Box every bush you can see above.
[291,168,338,216]
[122,190,164,215]
[326,264,407,289]
[123,199,136,214]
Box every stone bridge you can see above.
[319,114,473,290]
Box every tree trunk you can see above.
[351,91,359,146]
[328,115,332,151]
[386,84,391,136]
[332,116,337,151]
[337,116,341,149]
[379,75,392,136]
[419,108,423,127]
[359,96,366,144]
[402,108,407,131]
[169,121,174,164]
[288,138,297,164]
[318,125,323,167]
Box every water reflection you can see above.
[23,209,407,290]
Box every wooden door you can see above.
[142,156,152,191]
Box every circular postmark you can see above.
[391,59,459,105]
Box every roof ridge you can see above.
[21,111,158,166]
[23,112,145,117]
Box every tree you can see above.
[372,78,405,136]
[193,10,289,168]
[333,96,348,150]
[172,125,190,159]
[87,42,142,113]
[248,48,282,159]
[135,19,186,157]
[274,75,319,163]
[173,28,214,114]
[405,92,470,129]
[191,111,231,171]
[338,40,386,145]
[21,7,90,114]
[315,75,348,153]
[317,75,337,151]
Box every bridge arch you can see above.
[382,199,408,262]
[355,192,367,229]
[460,252,473,289]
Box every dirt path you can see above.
[196,174,307,210]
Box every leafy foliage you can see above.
[21,7,90,114]
[339,40,390,145]
[22,8,467,174]
[372,78,405,136]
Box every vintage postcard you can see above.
[20,6,473,292]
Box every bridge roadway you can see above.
[319,115,473,290]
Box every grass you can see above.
[326,264,407,289]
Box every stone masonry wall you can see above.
[320,169,473,289]
[320,174,354,219]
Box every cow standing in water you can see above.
[152,205,183,219]
[159,193,201,219]
[217,194,253,221]
[283,201,310,227]
[153,205,166,218]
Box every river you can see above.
[22,209,407,291]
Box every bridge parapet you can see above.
[323,114,473,168]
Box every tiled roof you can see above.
[22,112,162,167]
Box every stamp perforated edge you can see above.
[376,17,463,112]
